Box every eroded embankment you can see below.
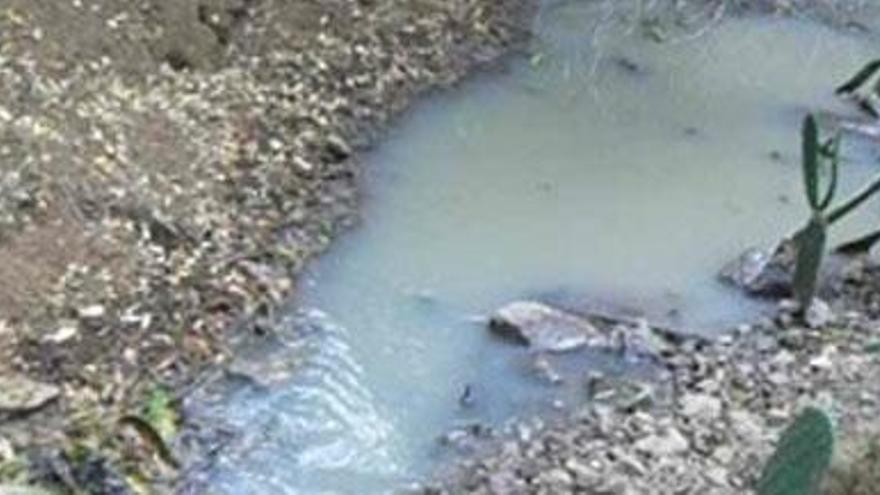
[0,0,530,490]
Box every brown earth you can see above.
[0,0,528,492]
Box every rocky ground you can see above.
[421,255,880,494]
[415,4,880,494]
[3,0,880,493]
[0,0,527,492]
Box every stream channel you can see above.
[188,2,880,493]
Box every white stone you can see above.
[680,393,723,421]
[635,428,689,456]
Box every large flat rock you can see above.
[489,301,602,353]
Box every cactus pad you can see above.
[757,407,835,495]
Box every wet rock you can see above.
[615,318,666,360]
[489,301,601,352]
[718,242,794,297]
[0,375,59,413]
[458,384,476,408]
[531,355,563,385]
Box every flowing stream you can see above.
[190,2,880,494]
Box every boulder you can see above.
[0,375,59,413]
[489,301,602,352]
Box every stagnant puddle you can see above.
[188,3,880,494]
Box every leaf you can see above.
[835,59,880,95]
[802,115,821,210]
[757,407,835,495]
[118,416,180,470]
[827,172,880,225]
[793,216,827,310]
[144,386,178,442]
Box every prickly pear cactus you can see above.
[793,216,827,309]
[757,407,835,495]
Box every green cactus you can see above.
[836,59,880,118]
[757,407,836,495]
[793,216,827,309]
[791,115,838,308]
[791,113,880,309]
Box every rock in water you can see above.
[489,301,600,352]
[719,241,795,297]
[0,375,59,413]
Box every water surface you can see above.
[194,4,880,494]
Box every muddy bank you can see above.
[0,0,530,490]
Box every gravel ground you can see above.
[423,259,880,494]
[0,0,528,491]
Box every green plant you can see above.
[836,59,880,118]
[757,407,836,495]
[791,114,880,308]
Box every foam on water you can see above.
[195,4,880,494]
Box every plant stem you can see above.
[827,174,880,225]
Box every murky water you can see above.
[192,3,880,494]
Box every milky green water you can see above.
[194,4,880,494]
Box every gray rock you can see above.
[718,242,794,297]
[0,375,59,413]
[634,427,689,457]
[489,301,601,352]
[679,393,723,422]
[805,298,834,329]
[488,470,525,494]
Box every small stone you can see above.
[538,468,573,488]
[705,466,729,486]
[728,409,765,442]
[809,351,834,371]
[0,435,12,462]
[805,299,834,329]
[679,393,723,421]
[532,355,563,385]
[78,305,106,319]
[735,324,752,336]
[42,324,78,344]
[713,446,735,464]
[0,375,60,413]
[635,427,689,456]
[488,470,525,494]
